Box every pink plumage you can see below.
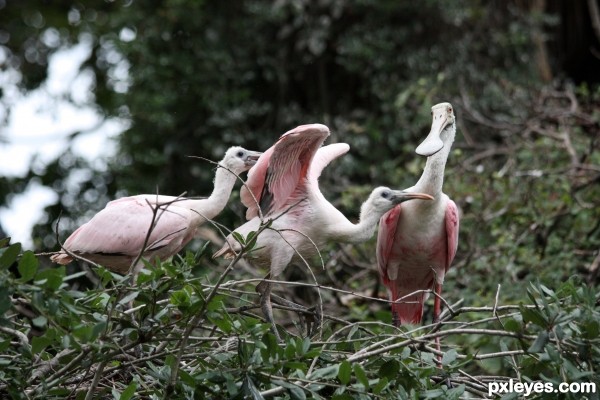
[376,102,460,326]
[52,196,202,274]
[215,123,433,340]
[241,123,330,219]
[51,146,261,280]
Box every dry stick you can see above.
[83,360,108,400]
[218,278,426,306]
[29,348,77,384]
[458,369,489,391]
[272,226,325,338]
[83,192,186,398]
[493,284,522,381]
[166,219,273,394]
[53,212,103,270]
[129,191,189,274]
[259,371,387,399]
[347,328,537,363]
[30,345,92,395]
[0,325,29,348]
[188,155,265,222]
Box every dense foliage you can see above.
[1,0,599,398]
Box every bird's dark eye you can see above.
[381,191,390,199]
[237,151,245,157]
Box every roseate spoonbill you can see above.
[51,147,261,283]
[377,102,459,327]
[213,124,433,338]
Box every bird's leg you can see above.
[269,295,322,337]
[433,282,443,365]
[270,294,307,312]
[256,276,281,341]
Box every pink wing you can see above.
[376,204,402,286]
[241,145,276,219]
[376,204,427,324]
[307,143,350,190]
[445,199,459,271]
[55,197,195,271]
[241,124,329,219]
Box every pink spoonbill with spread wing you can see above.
[377,102,459,327]
[51,147,261,283]
[213,124,433,339]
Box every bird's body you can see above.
[214,124,432,337]
[51,147,261,280]
[377,103,459,326]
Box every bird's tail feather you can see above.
[390,286,425,326]
[50,252,72,265]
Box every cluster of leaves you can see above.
[1,236,599,399]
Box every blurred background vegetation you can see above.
[0,0,599,398]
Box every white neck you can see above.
[327,202,385,244]
[188,166,238,219]
[414,125,455,197]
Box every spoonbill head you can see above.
[415,102,456,157]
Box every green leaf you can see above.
[582,319,599,340]
[91,321,107,341]
[338,361,351,385]
[373,377,389,394]
[503,318,521,333]
[441,349,457,366]
[272,380,306,400]
[310,364,339,380]
[445,384,465,399]
[232,232,245,245]
[119,382,137,400]
[118,291,140,306]
[246,230,258,245]
[300,337,311,355]
[352,363,369,389]
[170,288,191,308]
[378,359,400,380]
[210,313,232,334]
[17,251,38,282]
[0,286,11,315]
[422,388,445,398]
[35,267,65,291]
[32,316,47,328]
[528,331,549,353]
[0,237,10,248]
[0,243,21,270]
[31,335,53,354]
[331,394,353,400]
[242,376,264,400]
[520,306,547,327]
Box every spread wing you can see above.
[241,123,330,219]
[307,143,350,191]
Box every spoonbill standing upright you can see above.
[213,124,433,338]
[51,146,261,283]
[377,102,459,326]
